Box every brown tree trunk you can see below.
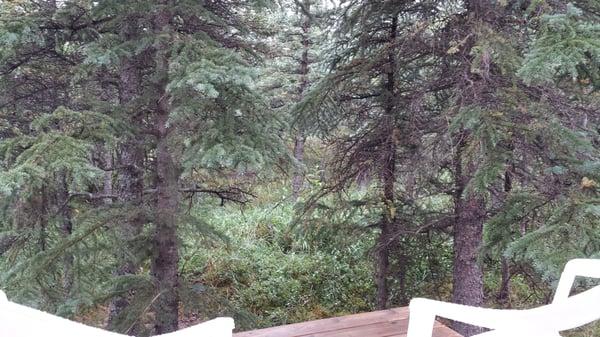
[36,186,48,252]
[57,172,74,297]
[497,257,511,306]
[152,112,180,334]
[292,1,311,200]
[291,133,305,199]
[450,4,501,333]
[397,252,408,306]
[375,219,391,309]
[496,168,512,306]
[102,148,114,205]
[451,135,485,337]
[107,15,146,330]
[376,15,398,310]
[150,3,180,333]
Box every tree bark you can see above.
[396,251,408,306]
[497,257,511,306]
[448,3,496,333]
[102,153,113,204]
[107,15,146,330]
[376,15,398,310]
[292,133,305,199]
[292,1,311,200]
[57,172,74,297]
[451,134,485,337]
[150,3,180,333]
[496,167,513,306]
[36,186,48,252]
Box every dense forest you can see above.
[0,0,599,336]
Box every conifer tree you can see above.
[426,2,600,334]
[1,0,285,334]
[296,0,447,309]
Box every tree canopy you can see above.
[1,1,599,336]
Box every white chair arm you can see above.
[407,298,522,337]
[408,285,600,337]
[0,289,235,337]
[158,317,234,337]
[553,259,600,303]
[0,297,126,337]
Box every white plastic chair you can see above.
[407,259,600,337]
[0,290,234,337]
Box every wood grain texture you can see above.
[233,307,462,337]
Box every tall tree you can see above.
[107,10,147,330]
[291,0,313,200]
[430,1,600,334]
[1,0,284,334]
[296,0,445,309]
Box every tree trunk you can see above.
[57,172,74,297]
[451,135,485,337]
[376,15,398,310]
[496,167,512,307]
[102,150,113,205]
[497,257,511,306]
[375,220,391,309]
[152,112,180,334]
[150,3,180,333]
[397,251,408,306]
[292,133,305,199]
[107,15,146,330]
[36,186,48,252]
[292,1,311,200]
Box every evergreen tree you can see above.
[296,0,450,309]
[1,1,599,336]
[1,0,286,334]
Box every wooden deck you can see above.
[233,307,462,337]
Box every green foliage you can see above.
[1,1,600,335]
[519,4,600,87]
[0,107,122,194]
[178,200,376,329]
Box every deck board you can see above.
[233,307,462,337]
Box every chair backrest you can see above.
[0,290,234,337]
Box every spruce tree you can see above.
[1,0,285,334]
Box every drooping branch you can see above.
[180,186,256,205]
[68,192,119,201]
[141,186,256,205]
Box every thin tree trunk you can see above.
[497,257,511,306]
[291,133,305,199]
[107,15,145,330]
[375,220,391,309]
[397,252,408,305]
[57,172,74,297]
[451,134,485,337]
[292,1,311,200]
[150,3,180,333]
[37,186,48,252]
[103,150,113,205]
[496,167,513,307]
[376,15,398,310]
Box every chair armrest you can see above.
[158,317,235,337]
[408,284,600,337]
[553,259,600,303]
[407,298,524,337]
